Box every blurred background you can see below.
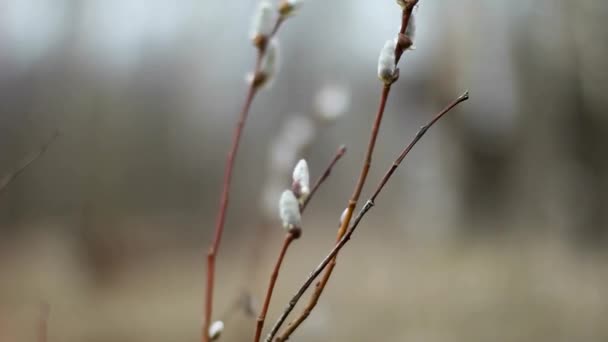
[1,0,607,341]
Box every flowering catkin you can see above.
[377,40,397,84]
[208,320,224,341]
[279,0,303,16]
[256,39,280,87]
[279,190,301,232]
[292,159,310,200]
[251,0,275,42]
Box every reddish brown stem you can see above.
[202,13,288,342]
[371,92,469,201]
[271,85,391,342]
[301,145,347,211]
[203,78,259,342]
[253,233,296,342]
[269,4,420,339]
[266,91,469,342]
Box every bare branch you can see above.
[0,130,60,195]
[267,91,469,342]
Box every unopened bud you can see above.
[292,159,310,200]
[252,39,280,88]
[279,190,302,236]
[377,40,397,84]
[279,0,303,16]
[208,320,224,341]
[251,1,275,45]
[339,208,349,226]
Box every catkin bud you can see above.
[208,320,224,341]
[377,40,397,84]
[406,12,416,45]
[279,190,302,236]
[292,159,310,200]
[279,0,303,16]
[252,39,280,88]
[251,1,275,45]
[339,208,349,226]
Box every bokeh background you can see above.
[1,1,607,341]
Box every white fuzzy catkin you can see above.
[292,159,310,198]
[208,320,224,341]
[339,207,349,226]
[258,39,280,86]
[279,190,301,230]
[377,40,397,84]
[279,0,303,15]
[250,1,275,40]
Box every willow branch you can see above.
[253,232,297,342]
[202,13,288,342]
[301,145,347,211]
[267,90,468,341]
[269,3,420,341]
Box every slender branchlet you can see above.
[0,130,60,195]
[267,3,420,341]
[246,144,346,314]
[301,145,347,211]
[202,2,298,341]
[254,162,310,342]
[267,90,469,342]
[253,231,298,342]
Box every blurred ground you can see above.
[1,220,607,342]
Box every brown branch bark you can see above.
[202,14,288,342]
[253,232,297,342]
[267,89,467,342]
[269,2,420,340]
[301,145,347,211]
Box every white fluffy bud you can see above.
[339,208,349,226]
[377,40,397,84]
[208,320,224,341]
[279,0,303,15]
[279,190,302,233]
[251,1,275,41]
[406,13,416,46]
[253,39,280,87]
[292,159,310,199]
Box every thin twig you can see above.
[202,13,288,342]
[253,144,346,341]
[0,130,60,195]
[253,232,297,342]
[271,85,391,342]
[271,3,419,340]
[301,145,347,211]
[267,90,469,341]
